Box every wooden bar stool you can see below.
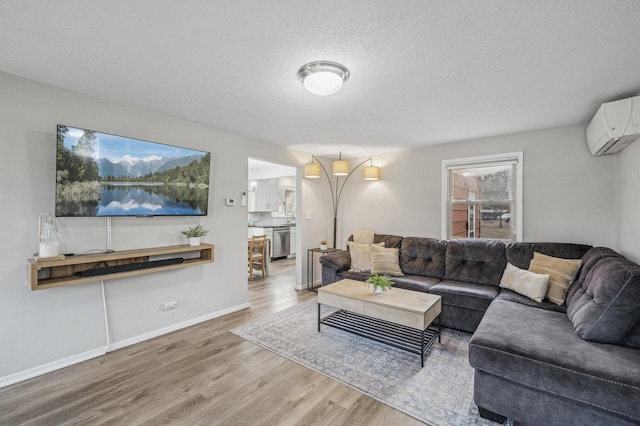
[248,234,267,280]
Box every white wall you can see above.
[615,140,640,263]
[0,72,316,384]
[248,162,296,180]
[334,125,616,249]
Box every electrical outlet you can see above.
[162,300,178,311]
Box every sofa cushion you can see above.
[496,288,567,313]
[430,280,499,311]
[505,242,591,270]
[444,239,506,286]
[399,237,447,279]
[566,247,624,302]
[499,263,549,303]
[566,255,640,347]
[469,299,640,424]
[374,234,403,248]
[565,247,619,304]
[391,275,440,293]
[370,245,404,276]
[529,252,582,305]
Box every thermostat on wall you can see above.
[225,198,237,206]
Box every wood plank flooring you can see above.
[0,258,423,425]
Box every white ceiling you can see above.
[1,1,640,159]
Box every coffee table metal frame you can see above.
[318,307,440,367]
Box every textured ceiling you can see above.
[1,1,640,159]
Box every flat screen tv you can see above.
[56,125,210,217]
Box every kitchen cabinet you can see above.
[248,178,279,212]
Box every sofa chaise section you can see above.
[469,248,640,425]
[469,298,640,425]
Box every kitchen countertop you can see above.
[249,223,296,227]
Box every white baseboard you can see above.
[296,279,321,291]
[0,347,107,389]
[108,302,250,351]
[0,302,250,388]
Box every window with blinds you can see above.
[441,152,523,241]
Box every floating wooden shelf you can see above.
[27,244,214,291]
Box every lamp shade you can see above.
[332,159,349,176]
[363,165,381,180]
[304,162,321,178]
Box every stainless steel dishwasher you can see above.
[272,226,290,259]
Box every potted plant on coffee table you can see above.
[319,240,328,251]
[182,224,209,246]
[365,274,394,295]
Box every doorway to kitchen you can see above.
[248,158,298,285]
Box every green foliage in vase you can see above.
[181,224,209,238]
[365,274,394,292]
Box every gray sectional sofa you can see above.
[319,234,640,425]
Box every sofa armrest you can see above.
[318,250,351,272]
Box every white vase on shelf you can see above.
[189,237,201,246]
[38,241,60,257]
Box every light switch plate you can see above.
[240,191,247,207]
[225,198,237,206]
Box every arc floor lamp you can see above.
[304,153,381,248]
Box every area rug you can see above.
[231,299,500,425]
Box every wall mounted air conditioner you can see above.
[586,96,640,155]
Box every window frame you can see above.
[441,152,523,242]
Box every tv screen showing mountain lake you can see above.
[55,125,210,217]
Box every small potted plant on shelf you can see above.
[182,224,209,246]
[319,240,328,251]
[365,274,394,295]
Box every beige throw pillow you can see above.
[347,241,385,273]
[529,252,582,305]
[500,263,550,303]
[370,245,404,276]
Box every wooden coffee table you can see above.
[317,279,441,367]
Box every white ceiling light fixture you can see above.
[297,61,350,96]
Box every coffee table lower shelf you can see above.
[318,308,440,367]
